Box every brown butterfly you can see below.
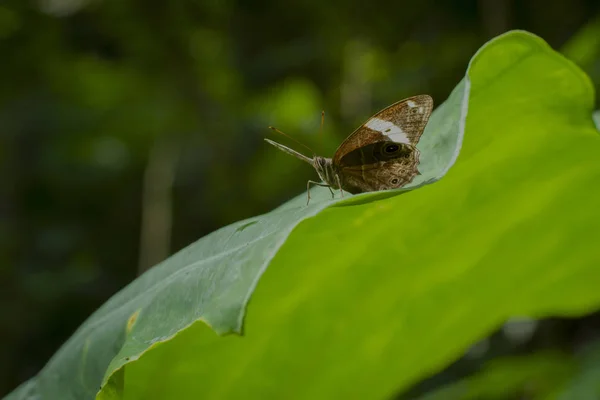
[265,95,433,204]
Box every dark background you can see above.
[1,0,600,396]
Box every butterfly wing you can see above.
[336,144,421,194]
[332,95,433,165]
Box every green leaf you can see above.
[7,30,600,400]
[554,341,600,400]
[415,341,600,400]
[561,15,600,84]
[415,352,577,400]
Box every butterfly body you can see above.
[312,156,338,189]
[266,95,433,202]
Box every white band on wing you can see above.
[365,117,410,144]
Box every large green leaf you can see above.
[7,30,600,400]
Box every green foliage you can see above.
[415,351,578,400]
[416,342,600,400]
[562,15,600,86]
[7,31,600,400]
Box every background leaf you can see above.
[415,341,600,400]
[415,351,577,400]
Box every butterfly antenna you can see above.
[268,126,315,156]
[319,110,325,149]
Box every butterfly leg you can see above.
[335,174,344,198]
[306,180,333,205]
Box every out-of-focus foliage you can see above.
[562,15,600,89]
[416,342,600,400]
[415,351,578,400]
[2,0,600,398]
[7,31,600,400]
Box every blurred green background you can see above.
[1,0,600,397]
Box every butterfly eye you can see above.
[390,178,400,185]
[384,144,399,154]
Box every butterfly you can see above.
[265,95,433,204]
